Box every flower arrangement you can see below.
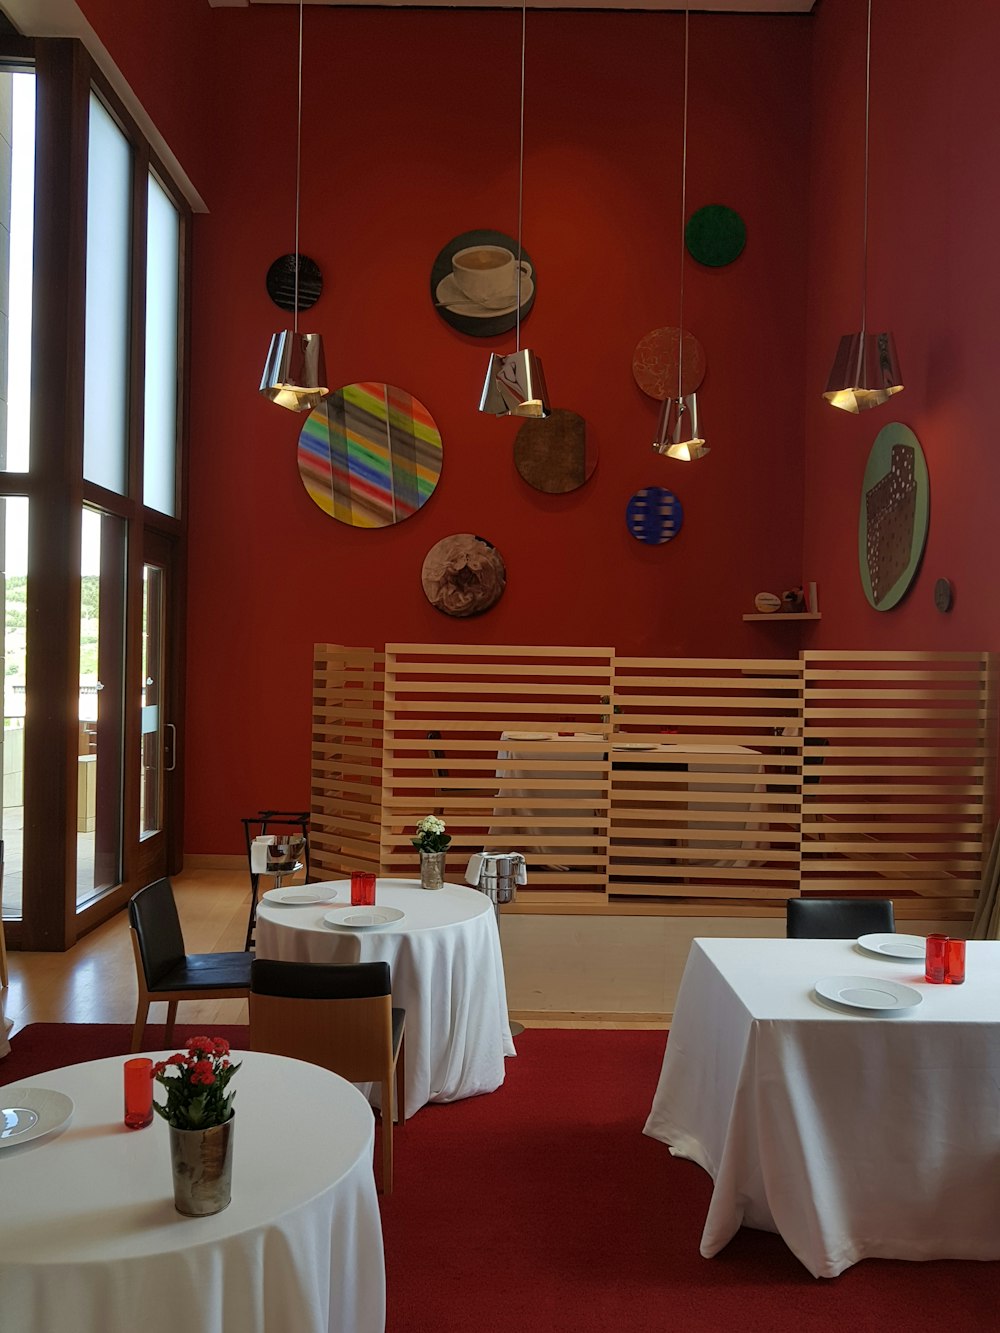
[412,814,451,854]
[152,1036,241,1130]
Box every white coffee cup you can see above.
[451,244,529,306]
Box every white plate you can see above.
[323,906,406,930]
[503,731,556,741]
[262,885,339,906]
[856,932,926,961]
[0,1087,74,1148]
[613,742,658,751]
[435,271,534,318]
[814,974,923,1013]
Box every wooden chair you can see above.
[786,896,895,939]
[249,958,406,1194]
[128,877,253,1052]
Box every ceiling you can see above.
[208,1,816,11]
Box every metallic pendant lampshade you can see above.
[653,393,709,461]
[823,331,902,413]
[479,350,550,419]
[259,330,329,412]
[823,0,902,413]
[478,0,550,420]
[260,0,328,412]
[654,6,707,461]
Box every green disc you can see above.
[685,205,747,267]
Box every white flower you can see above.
[416,815,446,835]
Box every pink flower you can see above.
[166,1053,188,1067]
[212,1038,230,1056]
[151,1061,166,1077]
[186,1036,213,1054]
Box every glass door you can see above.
[135,532,179,887]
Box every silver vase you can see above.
[420,850,445,890]
[168,1116,235,1216]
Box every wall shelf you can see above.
[742,612,822,622]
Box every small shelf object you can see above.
[743,612,822,622]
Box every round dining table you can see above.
[255,878,516,1118]
[0,1050,385,1333]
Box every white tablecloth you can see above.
[644,937,1000,1277]
[0,1050,385,1331]
[496,735,762,867]
[256,879,515,1119]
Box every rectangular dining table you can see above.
[644,936,1000,1278]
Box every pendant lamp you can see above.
[653,6,708,461]
[822,0,902,413]
[479,0,550,420]
[259,0,328,412]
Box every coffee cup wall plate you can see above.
[435,270,533,319]
[430,228,536,338]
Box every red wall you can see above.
[803,0,1000,650]
[76,5,812,853]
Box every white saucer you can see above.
[262,886,339,906]
[814,974,922,1013]
[613,742,658,751]
[435,271,534,318]
[0,1088,74,1148]
[856,932,925,961]
[323,906,406,930]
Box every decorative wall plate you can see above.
[514,410,595,493]
[265,253,323,312]
[685,205,746,267]
[858,422,929,610]
[430,229,535,338]
[625,487,684,545]
[421,534,506,617]
[298,383,442,528]
[632,327,706,400]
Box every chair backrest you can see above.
[249,958,394,1082]
[786,896,895,939]
[128,877,186,985]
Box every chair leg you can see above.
[244,874,260,952]
[164,1000,179,1048]
[132,999,149,1053]
[395,1036,406,1125]
[0,916,7,990]
[380,1078,394,1195]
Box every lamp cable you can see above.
[293,0,303,333]
[515,0,526,354]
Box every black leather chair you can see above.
[250,958,406,1193]
[786,896,895,939]
[128,877,253,1052]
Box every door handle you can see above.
[165,722,177,773]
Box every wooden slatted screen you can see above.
[610,657,804,901]
[310,644,384,879]
[800,650,996,916]
[380,644,614,898]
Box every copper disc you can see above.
[514,410,595,494]
[632,327,706,400]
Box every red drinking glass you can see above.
[351,871,376,906]
[925,934,949,984]
[124,1057,153,1129]
[945,937,966,985]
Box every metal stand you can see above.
[466,852,527,1039]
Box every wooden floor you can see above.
[3,869,254,1038]
[1,868,660,1036]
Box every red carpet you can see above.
[5,1025,999,1332]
